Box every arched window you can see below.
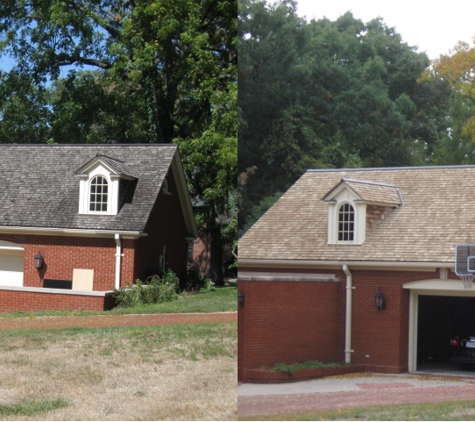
[89,176,109,212]
[338,203,354,241]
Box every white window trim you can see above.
[327,198,366,245]
[78,165,120,215]
[337,202,355,243]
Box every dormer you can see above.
[322,178,403,245]
[75,155,138,215]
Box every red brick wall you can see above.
[193,235,211,275]
[238,274,342,381]
[134,170,189,283]
[0,289,113,313]
[238,266,441,381]
[0,234,134,291]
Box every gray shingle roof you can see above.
[0,144,179,232]
[240,166,475,264]
[76,155,139,179]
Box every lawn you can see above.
[0,322,237,420]
[240,400,475,421]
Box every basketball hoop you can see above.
[460,274,474,289]
[455,244,475,289]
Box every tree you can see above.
[421,41,475,164]
[238,1,440,231]
[179,84,237,285]
[0,0,236,143]
[0,71,51,142]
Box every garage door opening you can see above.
[418,295,475,375]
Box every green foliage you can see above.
[238,0,452,230]
[112,271,179,308]
[270,360,340,376]
[185,265,209,292]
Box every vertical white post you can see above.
[408,291,419,372]
[114,234,122,290]
[343,265,353,363]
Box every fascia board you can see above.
[238,258,454,272]
[171,150,198,238]
[75,157,118,176]
[0,226,144,239]
[322,180,361,202]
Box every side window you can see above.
[89,176,109,212]
[338,203,354,241]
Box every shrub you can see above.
[185,265,210,292]
[113,270,179,308]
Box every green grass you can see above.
[240,400,475,421]
[0,398,69,416]
[0,285,236,318]
[270,360,340,376]
[111,285,237,314]
[0,322,237,361]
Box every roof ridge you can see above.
[308,164,475,173]
[342,178,400,189]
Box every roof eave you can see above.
[238,258,454,272]
[0,225,144,239]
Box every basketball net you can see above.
[460,274,474,289]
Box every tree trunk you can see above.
[209,225,224,286]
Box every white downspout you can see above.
[343,265,354,364]
[114,234,122,290]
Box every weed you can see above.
[112,270,179,308]
[270,360,340,376]
[0,398,69,416]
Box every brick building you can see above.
[239,165,475,381]
[0,144,197,313]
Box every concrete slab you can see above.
[238,372,475,397]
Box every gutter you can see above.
[0,225,144,239]
[343,265,354,364]
[114,234,122,290]
[239,258,454,271]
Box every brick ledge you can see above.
[242,364,366,384]
[0,285,114,297]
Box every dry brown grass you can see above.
[0,323,237,420]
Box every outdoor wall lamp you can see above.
[34,252,44,270]
[374,289,386,311]
[238,291,244,306]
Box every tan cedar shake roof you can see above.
[239,166,475,264]
[323,178,403,206]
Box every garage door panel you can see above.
[0,252,24,287]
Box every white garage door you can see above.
[0,250,24,287]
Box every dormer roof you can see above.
[323,178,403,207]
[75,155,138,180]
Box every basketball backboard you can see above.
[455,244,475,276]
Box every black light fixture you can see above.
[34,252,44,270]
[238,291,244,306]
[374,289,386,311]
